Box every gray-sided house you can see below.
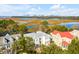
[3,34,14,49]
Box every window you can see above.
[62,44,67,48]
[39,38,41,44]
[5,38,10,43]
[6,43,10,48]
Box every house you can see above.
[0,31,52,53]
[3,34,14,49]
[24,31,52,46]
[0,34,16,54]
[70,30,79,39]
[50,30,74,49]
[0,31,52,48]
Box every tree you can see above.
[67,38,79,54]
[51,25,69,32]
[0,19,16,28]
[41,20,49,26]
[18,24,27,32]
[41,41,63,54]
[0,20,17,36]
[12,35,36,54]
[41,20,49,33]
[17,24,28,36]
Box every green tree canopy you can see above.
[41,41,63,54]
[41,20,49,26]
[40,20,50,33]
[12,35,36,54]
[51,25,72,32]
[0,20,17,36]
[17,24,28,36]
[67,38,79,54]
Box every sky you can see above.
[0,4,79,16]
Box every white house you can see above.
[24,31,52,46]
[70,30,79,39]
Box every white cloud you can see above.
[30,6,41,11]
[25,6,43,16]
[50,4,60,10]
[49,4,79,16]
[61,8,79,16]
[30,8,38,12]
[50,4,64,10]
[38,7,41,10]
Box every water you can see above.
[20,18,61,20]
[60,22,79,28]
[20,18,34,20]
[27,22,79,29]
[27,24,38,28]
[27,26,33,28]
